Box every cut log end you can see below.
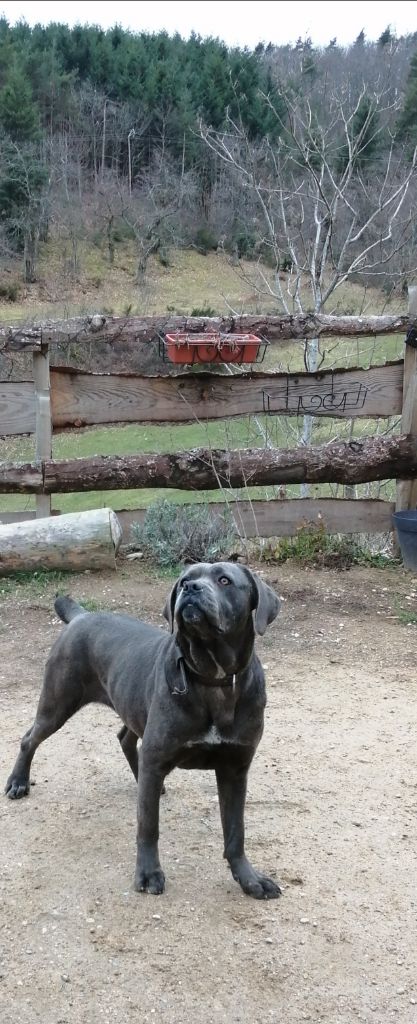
[0,508,122,576]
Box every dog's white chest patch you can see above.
[186,724,232,747]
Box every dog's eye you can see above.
[218,576,231,586]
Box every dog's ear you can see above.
[163,580,180,633]
[244,569,280,636]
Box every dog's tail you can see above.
[54,595,88,624]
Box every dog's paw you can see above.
[5,775,31,799]
[134,867,166,895]
[244,873,282,900]
[233,865,282,900]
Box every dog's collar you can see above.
[172,646,237,696]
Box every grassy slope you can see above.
[0,241,406,515]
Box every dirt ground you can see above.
[1,559,417,1024]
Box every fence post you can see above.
[33,342,52,518]
[396,286,417,513]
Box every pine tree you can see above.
[0,65,39,141]
[398,50,417,143]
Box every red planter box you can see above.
[163,333,262,364]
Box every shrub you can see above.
[259,525,392,570]
[194,226,218,254]
[130,499,237,568]
[228,230,257,259]
[158,247,171,267]
[190,304,217,317]
[0,279,20,302]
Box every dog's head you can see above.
[163,562,280,639]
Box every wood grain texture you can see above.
[0,382,36,435]
[118,497,394,539]
[50,362,403,427]
[0,499,394,538]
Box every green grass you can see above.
[0,568,76,600]
[394,600,417,625]
[0,404,399,515]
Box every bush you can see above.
[194,226,218,254]
[259,525,390,570]
[229,230,257,259]
[0,279,20,302]
[130,499,237,568]
[158,247,171,267]
[190,304,217,317]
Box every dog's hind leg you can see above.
[5,662,86,800]
[117,726,166,793]
[117,725,139,781]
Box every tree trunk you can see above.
[1,435,415,494]
[24,225,38,284]
[0,508,122,575]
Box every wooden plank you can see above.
[0,511,36,525]
[0,510,60,525]
[396,286,417,512]
[117,498,394,540]
[50,362,403,427]
[0,382,36,435]
[1,311,413,352]
[33,348,52,518]
[0,499,393,539]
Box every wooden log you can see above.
[0,434,415,493]
[0,508,122,575]
[0,462,43,492]
[49,361,403,427]
[0,311,414,352]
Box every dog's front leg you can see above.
[216,764,281,900]
[134,748,166,895]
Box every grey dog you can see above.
[6,561,281,900]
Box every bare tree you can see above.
[200,87,417,493]
[0,138,50,283]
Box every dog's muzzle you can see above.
[175,580,221,631]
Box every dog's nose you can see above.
[182,580,202,593]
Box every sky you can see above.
[0,0,416,50]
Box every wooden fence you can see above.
[1,302,417,542]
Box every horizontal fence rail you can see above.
[116,498,395,540]
[0,498,395,539]
[0,362,404,435]
[0,312,415,352]
[1,435,416,494]
[50,362,403,428]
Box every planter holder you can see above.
[159,332,267,366]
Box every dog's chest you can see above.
[186,722,232,748]
[186,690,237,747]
